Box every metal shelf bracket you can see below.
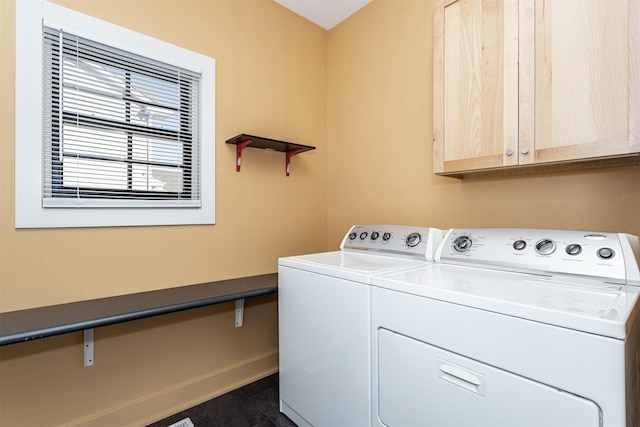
[235,299,245,327]
[286,149,304,176]
[235,140,253,172]
[84,329,94,367]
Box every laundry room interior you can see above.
[0,0,639,425]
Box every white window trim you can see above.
[15,0,215,228]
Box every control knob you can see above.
[513,240,527,251]
[382,232,391,241]
[535,239,556,255]
[453,236,472,252]
[371,232,380,241]
[359,232,368,240]
[406,233,421,247]
[349,232,357,240]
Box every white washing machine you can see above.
[371,228,640,427]
[278,224,444,427]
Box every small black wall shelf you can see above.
[225,134,315,176]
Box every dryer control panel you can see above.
[436,228,640,285]
[341,225,444,261]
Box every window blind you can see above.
[42,26,202,208]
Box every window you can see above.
[15,0,215,227]
[43,27,201,207]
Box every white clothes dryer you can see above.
[371,228,640,427]
[278,225,443,427]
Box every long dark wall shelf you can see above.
[0,274,277,346]
[226,134,315,176]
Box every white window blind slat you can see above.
[42,25,201,208]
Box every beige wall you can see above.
[1,0,639,425]
[0,0,326,425]
[327,0,639,246]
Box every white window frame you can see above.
[15,0,215,228]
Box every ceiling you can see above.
[273,0,372,30]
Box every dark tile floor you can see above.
[147,373,297,427]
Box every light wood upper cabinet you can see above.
[433,0,640,176]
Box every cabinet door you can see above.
[433,0,519,174]
[520,0,640,165]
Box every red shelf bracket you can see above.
[286,149,304,176]
[235,140,253,172]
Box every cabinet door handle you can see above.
[505,148,514,156]
[521,147,530,155]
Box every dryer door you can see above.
[377,328,601,427]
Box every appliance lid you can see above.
[371,263,639,339]
[279,251,428,284]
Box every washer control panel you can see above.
[341,225,444,261]
[437,228,640,284]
